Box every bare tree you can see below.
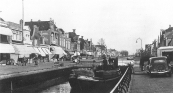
[97,38,107,55]
[97,38,106,46]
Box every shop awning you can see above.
[34,47,41,54]
[13,44,37,57]
[0,44,15,53]
[50,46,67,55]
[26,46,38,54]
[42,48,52,54]
[45,48,52,54]
[41,48,49,54]
[38,48,46,56]
[0,27,13,36]
[34,47,46,56]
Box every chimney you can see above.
[31,19,32,22]
[169,25,171,28]
[73,29,76,33]
[81,36,83,39]
[20,19,23,30]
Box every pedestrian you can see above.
[23,56,27,66]
[113,57,118,68]
[102,56,108,70]
[109,56,113,65]
[34,55,38,66]
[56,54,59,63]
[167,55,171,64]
[140,57,144,71]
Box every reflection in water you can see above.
[39,82,71,93]
[39,81,115,93]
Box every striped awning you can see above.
[41,48,52,54]
[34,47,46,56]
[13,44,37,57]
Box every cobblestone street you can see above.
[130,60,173,93]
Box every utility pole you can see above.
[22,0,24,43]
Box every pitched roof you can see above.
[59,28,64,34]
[25,21,50,31]
[8,21,21,31]
[69,32,77,42]
[165,31,173,39]
[165,27,173,33]
[0,17,4,21]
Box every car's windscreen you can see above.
[153,59,166,63]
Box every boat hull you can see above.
[69,75,121,91]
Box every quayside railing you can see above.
[110,66,132,93]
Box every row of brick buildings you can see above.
[142,25,173,57]
[0,18,102,64]
[24,18,96,55]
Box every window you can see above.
[12,30,22,41]
[55,33,58,39]
[12,30,17,40]
[0,35,9,43]
[64,39,66,47]
[68,41,70,49]
[66,41,68,49]
[59,38,61,46]
[61,38,63,47]
[51,33,54,42]
[12,33,15,40]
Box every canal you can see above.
[6,58,129,93]
[9,77,115,93]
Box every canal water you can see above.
[38,81,72,93]
[6,77,105,93]
[8,76,115,93]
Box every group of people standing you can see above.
[18,54,39,66]
[102,56,118,70]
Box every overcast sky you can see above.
[1,0,173,54]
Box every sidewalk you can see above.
[80,58,102,62]
[129,60,150,93]
[0,61,76,79]
[0,58,101,77]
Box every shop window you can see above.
[51,32,54,42]
[0,53,10,62]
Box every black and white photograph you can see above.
[0,0,173,93]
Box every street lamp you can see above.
[136,38,142,49]
[136,38,143,57]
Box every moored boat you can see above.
[68,65,122,91]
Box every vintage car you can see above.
[127,56,134,60]
[146,56,172,77]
